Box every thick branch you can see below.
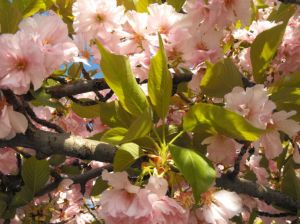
[1,128,299,213]
[216,174,300,213]
[0,128,116,163]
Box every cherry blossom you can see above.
[224,85,276,129]
[202,135,242,165]
[194,189,242,224]
[0,105,28,140]
[0,32,45,94]
[19,12,79,74]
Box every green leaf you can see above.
[113,143,144,171]
[270,87,300,121]
[148,35,172,119]
[121,108,152,143]
[0,200,7,217]
[99,101,134,128]
[101,127,128,144]
[91,177,109,196]
[71,102,101,118]
[281,158,300,201]
[10,186,33,207]
[97,42,149,117]
[250,21,292,83]
[135,0,161,12]
[269,71,300,121]
[0,1,22,34]
[183,103,264,141]
[22,157,50,194]
[270,71,300,92]
[61,165,81,175]
[200,58,243,98]
[48,155,66,166]
[14,0,47,17]
[268,3,296,24]
[169,144,216,203]
[31,88,64,109]
[68,62,82,80]
[166,0,185,12]
[117,0,136,10]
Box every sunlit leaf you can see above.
[114,143,144,171]
[200,58,243,98]
[183,103,264,141]
[170,144,216,203]
[148,34,172,119]
[97,42,149,117]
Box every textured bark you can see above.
[0,128,116,163]
[1,128,300,213]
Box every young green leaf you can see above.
[166,0,186,12]
[251,3,296,84]
[200,58,243,98]
[10,186,34,208]
[114,143,144,171]
[270,87,300,121]
[148,35,172,119]
[91,177,109,196]
[169,144,216,203]
[135,0,162,12]
[183,103,264,141]
[121,108,153,143]
[0,1,22,34]
[22,157,50,194]
[268,3,296,24]
[251,23,287,83]
[97,42,149,117]
[101,127,128,144]
[281,158,300,201]
[71,101,102,118]
[14,0,47,18]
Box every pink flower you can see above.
[118,11,150,55]
[254,110,300,159]
[19,12,79,74]
[211,0,252,27]
[73,0,125,37]
[0,105,28,140]
[0,32,45,94]
[147,3,183,35]
[195,189,242,224]
[233,20,278,43]
[254,130,282,159]
[98,171,187,224]
[247,155,269,184]
[271,110,300,138]
[224,85,276,129]
[0,148,17,175]
[275,16,300,74]
[202,135,242,165]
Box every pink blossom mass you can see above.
[0,0,299,223]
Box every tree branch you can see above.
[0,127,116,163]
[279,0,300,4]
[216,174,300,213]
[46,72,193,99]
[1,127,299,213]
[36,165,113,197]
